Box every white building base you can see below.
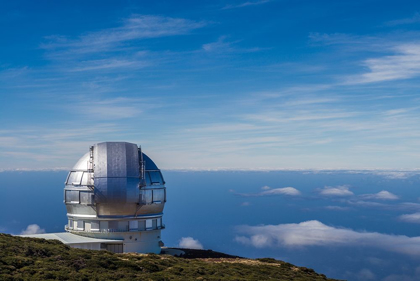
[19,232,162,254]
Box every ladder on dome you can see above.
[135,145,147,217]
[87,146,96,212]
[87,145,95,191]
[138,145,146,188]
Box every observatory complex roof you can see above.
[20,232,122,245]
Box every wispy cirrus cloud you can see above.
[0,124,123,169]
[37,15,207,75]
[345,44,420,84]
[235,220,420,257]
[222,0,270,10]
[385,12,420,26]
[202,36,263,54]
[308,32,378,47]
[69,58,149,72]
[202,36,234,52]
[42,15,206,55]
[67,97,160,120]
[309,32,420,84]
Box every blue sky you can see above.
[1,0,420,170]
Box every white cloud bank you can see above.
[260,187,301,196]
[237,186,301,197]
[178,237,204,249]
[235,220,420,256]
[20,224,45,235]
[399,212,420,224]
[318,185,353,196]
[360,190,399,200]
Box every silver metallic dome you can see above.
[64,142,166,253]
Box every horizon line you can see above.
[1,167,420,173]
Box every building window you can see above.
[146,219,153,230]
[145,172,151,185]
[140,189,152,205]
[80,172,94,186]
[80,191,94,205]
[67,171,83,185]
[152,189,165,203]
[65,190,79,203]
[129,220,139,231]
[91,221,99,231]
[148,171,162,185]
[108,221,118,230]
[75,220,84,231]
[157,218,162,228]
[138,220,145,231]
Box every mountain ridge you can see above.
[0,233,340,280]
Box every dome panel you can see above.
[93,142,140,178]
[72,152,90,171]
[142,153,159,170]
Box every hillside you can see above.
[0,234,339,280]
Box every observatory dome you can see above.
[64,142,166,253]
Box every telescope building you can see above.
[21,142,166,254]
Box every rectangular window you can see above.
[149,171,162,185]
[75,220,84,230]
[138,220,145,231]
[145,172,151,185]
[81,172,94,186]
[157,218,161,228]
[140,189,152,205]
[67,172,83,185]
[91,221,99,231]
[65,190,79,203]
[146,219,153,230]
[80,191,94,205]
[152,189,164,203]
[108,221,118,230]
[100,221,108,231]
[129,220,139,231]
[69,220,74,229]
[118,221,128,231]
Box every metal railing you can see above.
[65,224,165,233]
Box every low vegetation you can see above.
[0,233,339,280]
